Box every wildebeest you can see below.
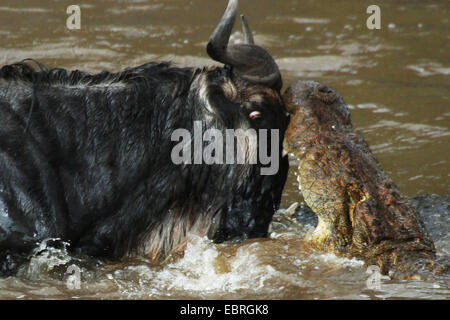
[0,0,289,275]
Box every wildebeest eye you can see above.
[249,110,262,120]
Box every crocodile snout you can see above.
[283,81,338,114]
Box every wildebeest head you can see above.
[0,0,289,271]
[194,0,285,131]
[144,0,290,260]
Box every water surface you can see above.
[0,0,448,299]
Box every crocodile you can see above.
[282,80,447,280]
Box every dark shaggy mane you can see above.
[0,59,197,88]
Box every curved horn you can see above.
[206,0,238,63]
[240,15,254,45]
[207,0,282,89]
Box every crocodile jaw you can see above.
[306,217,332,251]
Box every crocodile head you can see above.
[281,80,446,280]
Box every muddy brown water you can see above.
[0,0,448,299]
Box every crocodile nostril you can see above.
[318,85,333,94]
[316,85,337,104]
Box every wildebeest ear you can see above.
[207,89,247,127]
[207,0,282,91]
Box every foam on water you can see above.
[161,237,273,293]
[407,63,450,77]
[312,253,364,269]
[21,239,72,279]
[105,236,306,299]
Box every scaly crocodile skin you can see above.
[283,80,446,280]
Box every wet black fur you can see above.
[0,61,289,275]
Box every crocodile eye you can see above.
[249,111,262,120]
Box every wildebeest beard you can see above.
[0,0,289,274]
[0,60,289,268]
